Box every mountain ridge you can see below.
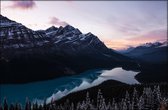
[121,41,168,63]
[0,15,138,84]
[119,41,168,83]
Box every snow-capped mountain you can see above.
[136,42,167,48]
[0,15,137,83]
[0,14,126,59]
[123,41,168,63]
[121,41,167,53]
[0,14,108,56]
[0,15,50,50]
[45,25,108,55]
[157,41,168,48]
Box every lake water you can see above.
[0,67,139,105]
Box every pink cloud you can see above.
[105,29,167,50]
[9,0,36,10]
[49,17,68,27]
[127,29,167,44]
[118,24,141,35]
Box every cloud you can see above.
[117,24,141,35]
[104,39,131,50]
[105,28,167,50]
[127,29,167,44]
[49,17,68,27]
[9,0,36,10]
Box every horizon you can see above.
[1,1,167,50]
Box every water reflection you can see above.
[0,67,139,105]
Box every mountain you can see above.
[120,41,168,83]
[0,15,137,84]
[119,47,134,53]
[45,25,109,56]
[0,15,51,51]
[123,41,168,63]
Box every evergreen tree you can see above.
[38,105,43,110]
[114,103,118,110]
[43,99,47,110]
[14,103,21,110]
[132,88,139,109]
[3,98,8,110]
[138,96,144,110]
[25,98,31,110]
[76,102,81,110]
[9,104,14,110]
[0,104,2,110]
[64,99,70,110]
[32,101,38,110]
[156,85,162,102]
[97,89,102,108]
[111,98,116,110]
[85,92,91,109]
[106,100,112,110]
[70,102,74,110]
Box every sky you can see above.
[1,0,167,50]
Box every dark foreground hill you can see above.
[49,81,168,110]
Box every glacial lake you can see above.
[0,67,139,105]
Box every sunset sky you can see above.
[1,1,167,50]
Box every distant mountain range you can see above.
[0,15,137,83]
[121,41,168,63]
[119,41,167,83]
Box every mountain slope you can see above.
[123,41,168,63]
[0,15,50,51]
[0,15,138,84]
[121,41,168,83]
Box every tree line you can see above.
[1,85,168,110]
